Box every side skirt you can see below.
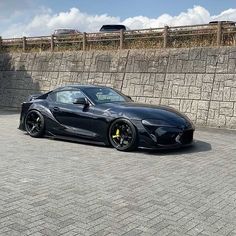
[44,133,108,146]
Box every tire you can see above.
[108,118,138,151]
[24,110,45,138]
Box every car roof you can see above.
[101,24,126,27]
[99,24,127,31]
[53,29,79,34]
[54,84,108,91]
[209,21,235,25]
[54,28,77,32]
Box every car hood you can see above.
[99,102,194,128]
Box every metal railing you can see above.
[0,22,235,52]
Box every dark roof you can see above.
[209,21,235,26]
[99,24,127,32]
[54,84,108,91]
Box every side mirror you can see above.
[126,95,133,101]
[73,97,89,106]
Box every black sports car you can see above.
[19,85,195,151]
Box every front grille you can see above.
[154,127,179,145]
[153,127,194,146]
[180,130,193,144]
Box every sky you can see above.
[0,0,236,38]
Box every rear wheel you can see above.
[25,110,45,138]
[109,118,137,151]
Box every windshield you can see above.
[83,87,131,104]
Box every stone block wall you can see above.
[0,47,236,129]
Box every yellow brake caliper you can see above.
[112,129,120,139]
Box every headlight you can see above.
[142,119,173,127]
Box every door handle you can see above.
[53,107,60,112]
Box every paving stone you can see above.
[0,111,236,235]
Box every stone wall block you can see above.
[206,55,218,73]
[143,85,154,97]
[189,48,202,60]
[208,109,215,119]
[134,85,144,96]
[198,101,209,110]
[229,50,236,59]
[140,73,151,85]
[228,59,236,73]
[182,61,194,73]
[223,87,231,101]
[111,73,125,90]
[193,60,206,73]
[185,74,197,86]
[202,74,214,83]
[180,100,192,113]
[226,117,236,129]
[145,97,160,105]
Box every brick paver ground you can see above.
[0,110,236,236]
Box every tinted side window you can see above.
[49,90,85,104]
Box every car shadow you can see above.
[137,140,212,156]
[0,110,20,115]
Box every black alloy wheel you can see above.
[109,118,137,151]
[25,110,45,138]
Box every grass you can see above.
[1,34,235,53]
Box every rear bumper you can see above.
[18,109,25,131]
[18,102,31,131]
[18,121,25,131]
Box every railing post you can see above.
[83,32,87,51]
[217,21,222,47]
[233,30,236,46]
[120,29,124,50]
[51,35,54,51]
[22,36,26,52]
[163,26,169,48]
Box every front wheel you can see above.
[108,118,138,151]
[25,110,45,138]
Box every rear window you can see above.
[100,25,126,32]
[48,90,85,104]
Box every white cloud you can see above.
[1,6,236,38]
[212,8,236,21]
[122,6,211,29]
[2,8,120,37]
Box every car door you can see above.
[48,90,97,139]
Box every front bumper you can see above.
[132,120,195,150]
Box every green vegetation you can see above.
[1,23,235,52]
